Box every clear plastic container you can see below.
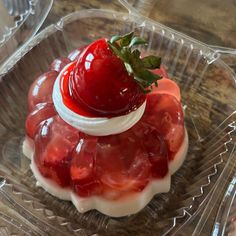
[0,0,53,69]
[0,8,236,236]
[212,174,236,236]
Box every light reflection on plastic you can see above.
[0,177,6,188]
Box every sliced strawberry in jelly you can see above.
[98,157,151,194]
[28,71,58,111]
[165,124,185,153]
[96,128,152,194]
[152,78,181,102]
[142,93,185,154]
[49,57,71,73]
[132,122,169,178]
[34,116,80,187]
[70,136,101,197]
[25,102,56,139]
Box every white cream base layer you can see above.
[22,129,188,217]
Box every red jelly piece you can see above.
[34,116,80,187]
[28,71,58,111]
[70,136,101,197]
[96,128,152,195]
[142,93,185,155]
[25,102,56,139]
[132,122,169,178]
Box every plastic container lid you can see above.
[0,0,53,70]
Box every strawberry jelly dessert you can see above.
[23,32,188,217]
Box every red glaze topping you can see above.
[60,61,100,117]
[69,38,146,117]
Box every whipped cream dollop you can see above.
[52,63,146,136]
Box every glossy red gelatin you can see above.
[25,50,185,199]
[28,71,58,111]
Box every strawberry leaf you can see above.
[107,42,124,60]
[132,49,141,58]
[125,62,133,75]
[142,56,161,69]
[110,35,122,44]
[108,32,162,93]
[120,32,134,47]
[136,69,161,85]
[129,37,147,47]
[120,48,130,62]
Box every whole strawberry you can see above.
[70,32,162,116]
